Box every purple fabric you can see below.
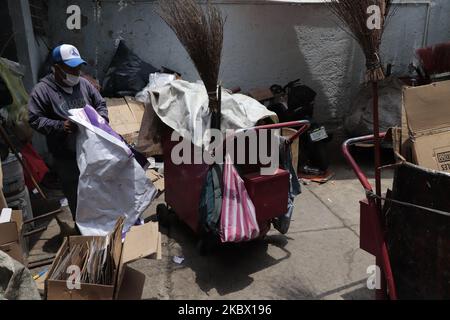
[81,105,149,167]
[83,105,123,141]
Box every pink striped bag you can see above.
[220,154,260,243]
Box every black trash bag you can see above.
[285,79,316,119]
[102,41,159,98]
[269,79,317,121]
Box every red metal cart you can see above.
[342,133,398,300]
[157,120,310,244]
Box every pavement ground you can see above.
[28,147,395,300]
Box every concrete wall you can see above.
[8,0,49,92]
[46,0,450,124]
[6,0,51,161]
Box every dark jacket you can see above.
[28,74,109,159]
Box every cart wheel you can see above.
[157,204,170,227]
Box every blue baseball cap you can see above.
[52,44,86,68]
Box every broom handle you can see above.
[372,81,382,209]
[0,124,47,200]
[218,85,222,131]
[209,86,222,131]
[372,80,387,300]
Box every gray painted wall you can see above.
[8,0,49,91]
[7,0,50,161]
[46,0,450,123]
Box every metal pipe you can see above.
[241,120,310,132]
[382,241,398,300]
[23,226,47,238]
[23,209,62,225]
[28,256,55,269]
[422,1,432,47]
[342,133,388,193]
[342,134,398,300]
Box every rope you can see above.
[366,190,450,218]
[366,52,382,70]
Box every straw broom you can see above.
[157,0,225,131]
[327,0,394,200]
[327,0,396,299]
[416,41,450,80]
[327,0,394,82]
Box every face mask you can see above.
[62,73,80,87]
[55,66,80,87]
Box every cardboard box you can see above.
[0,242,24,264]
[0,210,26,264]
[146,169,165,192]
[45,221,161,300]
[247,88,274,102]
[403,80,450,173]
[1,174,9,216]
[106,96,145,145]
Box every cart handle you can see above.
[342,133,386,193]
[235,120,311,145]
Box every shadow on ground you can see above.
[159,213,298,297]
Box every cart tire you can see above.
[157,204,170,227]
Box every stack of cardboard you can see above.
[0,208,27,265]
[106,96,145,145]
[395,80,450,173]
[47,220,120,287]
[45,217,162,300]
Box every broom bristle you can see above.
[417,42,450,77]
[327,0,394,82]
[433,42,450,75]
[157,0,224,95]
[416,47,435,76]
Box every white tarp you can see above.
[148,80,277,147]
[69,105,157,236]
[136,72,177,104]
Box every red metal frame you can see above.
[236,120,311,145]
[162,120,310,236]
[342,134,398,300]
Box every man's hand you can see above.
[64,120,78,134]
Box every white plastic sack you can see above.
[149,80,278,147]
[69,105,157,236]
[135,72,176,104]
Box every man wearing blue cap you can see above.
[28,44,109,229]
